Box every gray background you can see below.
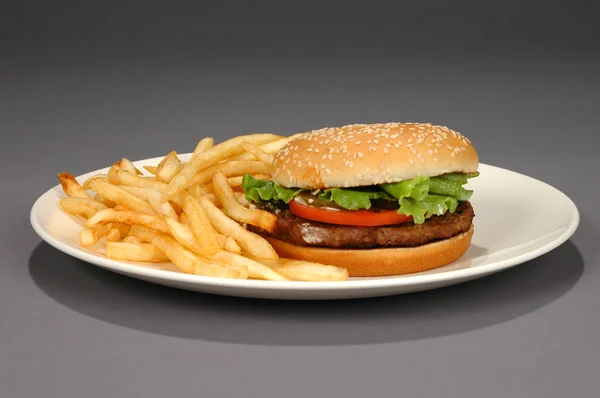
[2,1,599,397]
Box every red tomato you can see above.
[288,200,413,226]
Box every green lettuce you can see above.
[242,174,303,203]
[241,172,478,224]
[316,189,395,211]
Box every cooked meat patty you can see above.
[248,201,474,249]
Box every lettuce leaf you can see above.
[398,195,459,224]
[241,172,477,224]
[317,188,396,211]
[241,174,303,203]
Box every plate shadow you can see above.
[29,240,584,346]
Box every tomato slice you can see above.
[288,199,413,226]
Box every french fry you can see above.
[106,241,169,262]
[180,212,190,226]
[122,235,143,244]
[260,258,349,281]
[188,176,244,197]
[113,222,131,237]
[197,196,279,260]
[79,224,113,247]
[155,151,182,183]
[94,193,116,208]
[185,160,272,188]
[58,172,91,199]
[129,226,240,278]
[106,228,121,242]
[118,184,188,213]
[192,137,214,158]
[147,190,179,219]
[183,196,221,255]
[212,171,277,232]
[235,191,249,207]
[143,165,157,175]
[120,158,143,175]
[210,250,287,281]
[107,161,121,184]
[242,141,275,167]
[228,133,302,161]
[59,197,107,219]
[85,208,170,234]
[83,177,156,215]
[222,236,242,253]
[164,217,214,257]
[118,169,168,192]
[162,133,281,202]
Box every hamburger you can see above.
[241,122,479,277]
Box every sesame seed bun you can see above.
[272,122,479,189]
[263,225,475,277]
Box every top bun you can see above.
[272,122,479,189]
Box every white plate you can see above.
[30,156,579,300]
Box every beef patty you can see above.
[248,201,475,249]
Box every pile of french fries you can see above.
[57,133,349,282]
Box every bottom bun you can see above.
[264,225,475,277]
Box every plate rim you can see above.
[29,160,580,292]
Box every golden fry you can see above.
[156,151,182,183]
[85,208,170,234]
[222,236,242,253]
[183,195,221,255]
[197,196,278,260]
[83,177,156,215]
[186,160,271,188]
[58,172,91,199]
[106,228,121,242]
[129,226,240,278]
[210,250,287,281]
[79,224,113,247]
[162,133,281,202]
[122,235,143,244]
[242,141,274,167]
[229,133,302,161]
[212,171,277,232]
[94,193,116,208]
[192,137,214,158]
[143,165,157,175]
[260,258,349,281]
[107,161,121,184]
[59,197,107,219]
[106,241,169,262]
[118,169,168,192]
[164,217,215,257]
[120,158,143,175]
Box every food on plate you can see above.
[241,122,479,277]
[56,133,349,282]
